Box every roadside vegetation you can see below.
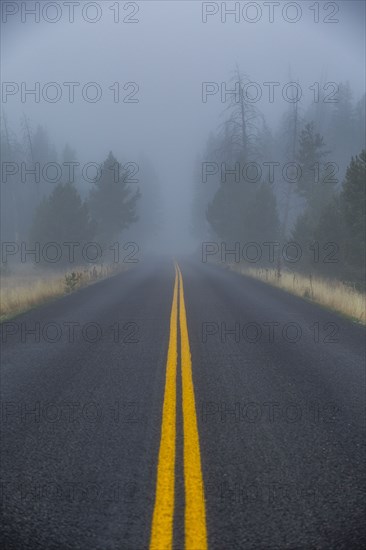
[1,121,156,322]
[0,264,125,322]
[192,68,365,321]
[230,265,366,324]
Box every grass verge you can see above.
[230,265,366,324]
[0,264,129,322]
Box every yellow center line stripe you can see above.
[177,264,208,550]
[150,262,207,550]
[150,265,179,550]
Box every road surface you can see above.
[1,258,365,549]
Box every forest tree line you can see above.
[192,70,365,287]
[1,114,162,267]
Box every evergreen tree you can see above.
[30,182,95,267]
[291,123,337,272]
[133,154,163,241]
[1,112,22,242]
[328,81,356,166]
[354,94,366,153]
[62,144,77,164]
[205,68,279,259]
[307,196,345,279]
[191,134,221,241]
[294,150,366,283]
[89,152,140,244]
[274,98,303,277]
[296,122,333,209]
[339,150,366,275]
[207,178,279,252]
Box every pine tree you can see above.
[292,123,335,242]
[328,81,356,167]
[133,154,163,242]
[275,98,302,277]
[339,150,366,275]
[191,134,221,241]
[88,151,140,244]
[207,178,279,252]
[290,123,338,274]
[355,94,366,153]
[206,68,279,258]
[296,122,333,209]
[30,182,95,267]
[1,112,21,242]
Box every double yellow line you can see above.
[150,263,207,550]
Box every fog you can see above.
[1,0,365,259]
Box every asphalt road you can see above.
[1,258,365,550]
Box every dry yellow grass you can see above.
[1,274,64,321]
[231,265,366,324]
[0,264,126,321]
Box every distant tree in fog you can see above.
[220,65,262,163]
[291,123,335,254]
[354,94,366,152]
[205,66,280,249]
[207,175,279,247]
[295,122,336,224]
[293,149,365,286]
[88,151,140,244]
[30,182,95,267]
[1,112,21,242]
[339,150,366,275]
[191,133,222,241]
[133,154,163,241]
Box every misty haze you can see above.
[1,1,365,549]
